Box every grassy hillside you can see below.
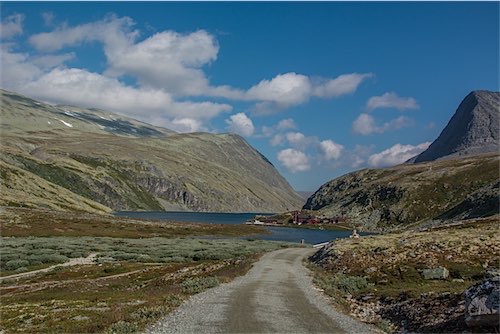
[0,90,303,213]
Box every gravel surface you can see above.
[147,247,377,334]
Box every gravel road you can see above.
[147,247,377,334]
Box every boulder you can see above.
[422,267,450,280]
[464,276,500,328]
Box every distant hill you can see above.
[303,91,499,231]
[412,90,499,163]
[0,89,303,214]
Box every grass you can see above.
[0,236,289,276]
[1,238,291,333]
[0,207,293,333]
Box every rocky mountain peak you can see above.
[413,90,499,163]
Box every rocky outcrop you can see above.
[0,90,303,213]
[464,277,500,328]
[413,90,499,163]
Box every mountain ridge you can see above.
[0,89,303,214]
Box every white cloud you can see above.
[352,113,413,135]
[313,73,373,98]
[277,148,310,173]
[0,45,42,89]
[285,132,318,150]
[319,140,344,160]
[168,118,205,133]
[225,112,254,137]
[276,118,297,130]
[1,14,24,39]
[1,40,231,132]
[270,134,285,147]
[19,67,230,128]
[29,15,138,53]
[246,72,312,108]
[105,30,219,96]
[366,92,419,111]
[244,72,372,113]
[368,142,431,168]
[27,15,372,112]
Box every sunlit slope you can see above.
[1,90,303,213]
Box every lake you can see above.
[114,211,362,244]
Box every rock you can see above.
[422,267,450,280]
[464,276,500,328]
[486,268,500,278]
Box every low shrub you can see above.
[181,276,220,294]
[104,320,138,334]
[4,259,29,271]
[321,273,374,295]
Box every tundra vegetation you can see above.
[0,207,292,333]
[308,216,499,332]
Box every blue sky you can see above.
[1,2,498,191]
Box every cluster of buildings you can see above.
[249,211,346,226]
[290,211,346,225]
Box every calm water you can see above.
[115,211,360,244]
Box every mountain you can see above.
[303,153,499,231]
[304,91,499,231]
[412,90,499,163]
[0,90,303,214]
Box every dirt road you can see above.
[0,253,98,282]
[148,247,376,334]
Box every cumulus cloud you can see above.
[285,132,318,150]
[168,118,206,133]
[1,14,24,39]
[105,30,219,96]
[277,148,310,173]
[319,140,344,160]
[368,142,431,167]
[270,134,285,147]
[244,72,372,113]
[352,113,413,135]
[0,45,43,89]
[313,73,373,98]
[366,92,419,111]
[3,13,373,136]
[225,112,254,137]
[18,67,231,129]
[246,73,312,108]
[29,15,137,52]
[1,36,230,132]
[276,118,297,130]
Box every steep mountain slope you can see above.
[413,90,499,163]
[0,90,303,213]
[303,153,499,231]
